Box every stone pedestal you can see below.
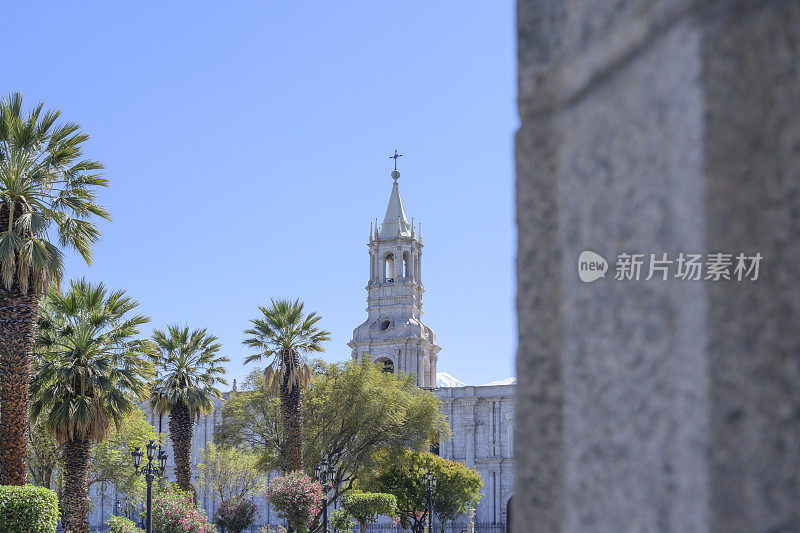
[515,1,800,532]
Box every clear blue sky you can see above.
[5,1,518,386]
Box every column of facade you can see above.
[464,399,477,468]
[394,246,402,279]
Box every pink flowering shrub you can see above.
[215,499,258,533]
[264,471,324,533]
[151,485,215,533]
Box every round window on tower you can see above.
[373,318,394,332]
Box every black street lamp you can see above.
[314,459,337,533]
[132,440,168,533]
[115,496,132,519]
[423,470,437,533]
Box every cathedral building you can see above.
[87,162,514,529]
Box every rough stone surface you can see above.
[515,1,800,532]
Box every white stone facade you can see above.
[436,385,515,525]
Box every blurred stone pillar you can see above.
[514,1,800,532]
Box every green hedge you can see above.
[0,485,59,533]
[107,514,144,533]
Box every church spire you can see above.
[379,167,411,239]
[349,152,439,389]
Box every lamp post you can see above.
[423,470,437,533]
[132,440,168,533]
[115,496,132,519]
[314,459,337,533]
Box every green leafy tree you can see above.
[212,372,282,471]
[27,415,63,490]
[88,409,161,507]
[303,358,449,504]
[361,450,482,533]
[428,457,482,531]
[215,358,449,506]
[265,471,324,533]
[339,492,398,533]
[0,92,110,485]
[150,325,228,495]
[28,405,160,514]
[30,280,154,533]
[329,508,353,532]
[243,299,330,471]
[196,442,265,503]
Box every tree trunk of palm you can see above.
[280,349,304,471]
[0,284,40,485]
[169,400,196,496]
[62,436,91,533]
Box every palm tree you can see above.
[243,299,330,471]
[0,93,110,485]
[150,325,228,494]
[30,279,153,533]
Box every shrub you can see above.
[215,499,258,533]
[108,514,144,533]
[264,471,324,533]
[151,484,215,533]
[0,485,59,533]
[330,508,354,532]
[340,492,397,533]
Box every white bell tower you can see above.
[348,156,440,388]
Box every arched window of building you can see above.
[375,357,394,373]
[506,496,514,533]
[384,253,394,282]
[402,251,410,278]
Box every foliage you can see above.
[27,416,62,489]
[0,485,59,533]
[339,491,398,533]
[213,372,282,471]
[426,457,483,526]
[151,484,215,533]
[27,407,161,516]
[149,325,228,493]
[89,408,162,504]
[214,498,258,533]
[243,299,330,394]
[0,92,110,291]
[149,325,228,420]
[330,508,353,532]
[30,279,154,531]
[264,471,324,533]
[107,514,144,533]
[31,279,154,443]
[360,450,482,533]
[257,526,287,533]
[243,299,331,472]
[0,91,111,485]
[196,442,265,503]
[215,358,448,500]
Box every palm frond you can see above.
[30,279,152,444]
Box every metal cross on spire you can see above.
[390,149,403,170]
